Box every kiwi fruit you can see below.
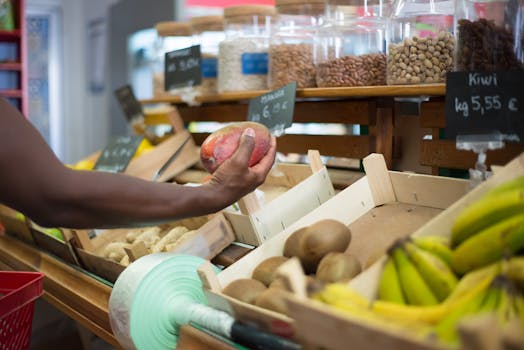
[283,226,308,258]
[222,278,267,304]
[254,288,290,316]
[252,256,289,286]
[316,252,362,283]
[297,219,352,274]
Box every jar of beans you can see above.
[387,0,455,85]
[316,0,388,87]
[268,0,326,89]
[455,0,524,71]
[152,21,194,97]
[190,16,225,96]
[218,5,276,93]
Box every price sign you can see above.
[247,82,296,135]
[114,85,143,122]
[164,45,202,91]
[93,135,144,173]
[445,71,524,140]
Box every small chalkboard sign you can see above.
[247,82,296,136]
[114,85,143,122]
[445,71,524,141]
[93,135,144,173]
[164,45,202,91]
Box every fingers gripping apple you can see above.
[200,122,271,173]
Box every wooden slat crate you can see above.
[198,153,470,338]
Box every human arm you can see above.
[0,98,276,229]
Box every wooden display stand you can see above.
[198,153,470,337]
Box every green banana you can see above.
[404,241,458,302]
[445,261,500,304]
[452,214,524,275]
[412,235,453,267]
[451,188,524,247]
[432,283,489,345]
[506,256,524,290]
[377,257,406,304]
[392,247,438,306]
[484,174,524,198]
[476,281,501,314]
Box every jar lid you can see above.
[276,0,326,15]
[190,15,224,32]
[224,5,276,19]
[155,21,192,37]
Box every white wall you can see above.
[27,0,118,163]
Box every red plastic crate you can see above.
[0,271,44,350]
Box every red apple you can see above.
[200,122,271,173]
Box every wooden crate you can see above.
[29,222,80,266]
[198,153,469,337]
[71,213,235,283]
[225,150,336,246]
[0,204,34,244]
[285,152,524,350]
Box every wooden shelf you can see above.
[140,84,446,105]
[0,89,22,98]
[0,62,21,70]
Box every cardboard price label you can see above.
[114,85,143,122]
[445,71,524,141]
[247,82,296,136]
[94,135,144,173]
[164,45,202,91]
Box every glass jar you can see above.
[152,21,193,97]
[190,15,225,96]
[268,0,325,89]
[218,5,276,93]
[455,0,524,71]
[387,0,455,85]
[316,0,388,87]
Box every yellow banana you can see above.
[506,256,524,290]
[445,261,500,304]
[371,300,450,324]
[377,257,406,304]
[404,241,458,302]
[484,174,524,198]
[312,283,371,309]
[392,247,438,306]
[412,235,453,267]
[452,214,524,275]
[451,188,524,247]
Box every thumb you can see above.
[232,128,256,166]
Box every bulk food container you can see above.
[268,0,326,89]
[218,5,276,93]
[387,0,455,84]
[316,0,388,87]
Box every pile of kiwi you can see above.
[222,219,362,316]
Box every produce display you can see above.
[222,219,362,317]
[199,121,271,174]
[307,175,524,348]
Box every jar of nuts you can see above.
[268,0,326,89]
[455,0,524,71]
[152,21,194,97]
[316,0,388,87]
[218,5,276,93]
[387,0,455,85]
[190,15,225,96]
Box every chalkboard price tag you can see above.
[445,71,524,141]
[93,135,144,173]
[164,45,202,91]
[247,82,296,135]
[114,85,143,122]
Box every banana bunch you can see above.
[378,237,458,305]
[451,175,524,275]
